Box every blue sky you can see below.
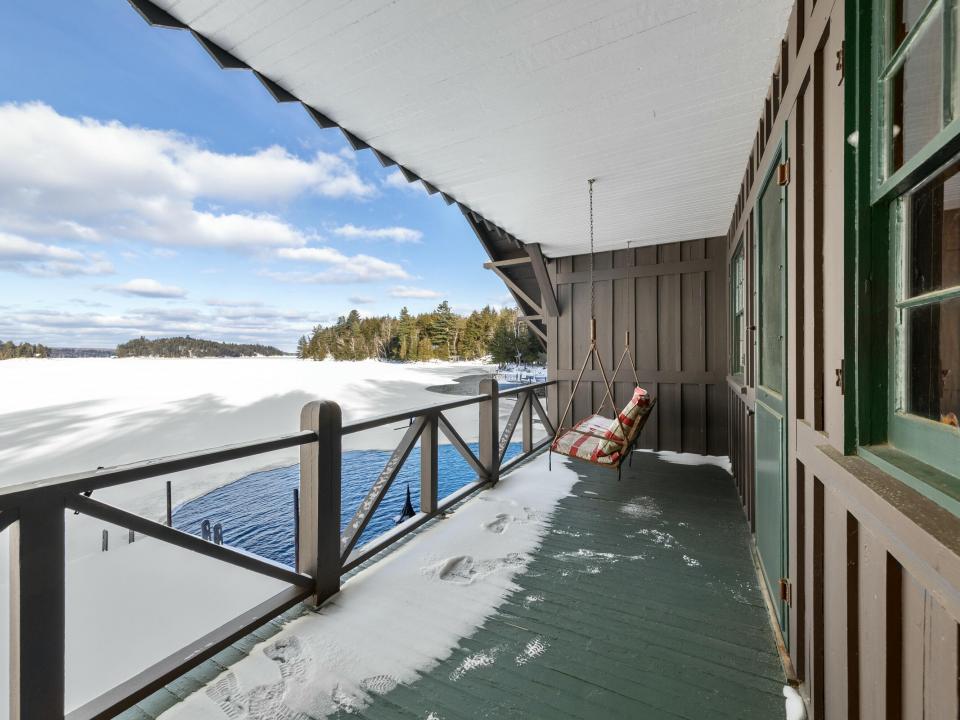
[0,0,509,350]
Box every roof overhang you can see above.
[129,0,793,258]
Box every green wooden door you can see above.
[755,149,788,635]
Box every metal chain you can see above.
[588,178,596,321]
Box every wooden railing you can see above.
[1,378,553,719]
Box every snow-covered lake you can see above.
[0,356,542,715]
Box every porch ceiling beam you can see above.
[488,266,543,317]
[482,257,531,269]
[525,243,559,317]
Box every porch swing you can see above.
[549,179,656,479]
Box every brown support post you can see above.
[420,413,439,514]
[522,390,534,454]
[11,499,65,719]
[479,379,500,484]
[299,401,341,605]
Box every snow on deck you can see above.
[139,450,786,720]
[157,454,579,719]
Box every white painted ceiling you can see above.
[153,0,793,257]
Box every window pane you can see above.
[759,177,784,394]
[904,296,960,426]
[731,245,745,375]
[893,0,932,46]
[891,8,943,171]
[908,156,960,296]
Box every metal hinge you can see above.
[835,358,846,395]
[779,578,793,606]
[777,160,790,186]
[836,41,845,86]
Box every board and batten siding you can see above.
[727,0,960,717]
[546,236,728,457]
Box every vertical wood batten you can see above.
[299,401,341,605]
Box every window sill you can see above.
[858,444,960,518]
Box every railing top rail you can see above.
[497,379,553,397]
[0,379,556,509]
[340,379,555,435]
[0,430,317,509]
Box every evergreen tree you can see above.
[489,316,518,363]
[417,336,433,361]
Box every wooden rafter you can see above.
[526,243,559,317]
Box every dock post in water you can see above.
[300,400,342,605]
[420,411,438,513]
[213,523,223,545]
[166,480,172,527]
[128,529,135,544]
[101,529,108,552]
[201,519,211,542]
[479,378,500,484]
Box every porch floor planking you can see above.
[353,451,785,720]
[120,451,784,719]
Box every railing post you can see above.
[420,412,439,514]
[522,390,534,454]
[299,401,341,605]
[10,498,65,719]
[479,378,499,484]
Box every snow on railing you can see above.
[0,378,553,720]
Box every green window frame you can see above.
[731,240,746,377]
[855,0,960,504]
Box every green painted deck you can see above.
[122,450,784,719]
[350,451,785,720]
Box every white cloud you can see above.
[273,246,409,283]
[0,304,335,351]
[332,223,423,243]
[383,169,428,195]
[347,295,374,305]
[0,231,114,277]
[0,102,375,252]
[389,285,442,299]
[108,278,187,299]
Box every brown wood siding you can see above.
[725,0,960,717]
[546,237,727,456]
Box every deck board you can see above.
[125,450,784,720]
[353,451,785,720]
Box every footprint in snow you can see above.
[206,636,313,720]
[428,553,525,584]
[484,513,512,534]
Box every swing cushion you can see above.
[552,387,653,465]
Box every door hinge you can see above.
[835,358,846,395]
[777,160,790,186]
[779,578,793,606]
[836,41,845,86]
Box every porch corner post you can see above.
[299,400,341,605]
[11,499,65,719]
[479,378,500,484]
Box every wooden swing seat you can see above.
[551,387,656,471]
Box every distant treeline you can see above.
[116,336,286,358]
[0,341,50,360]
[297,302,542,363]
